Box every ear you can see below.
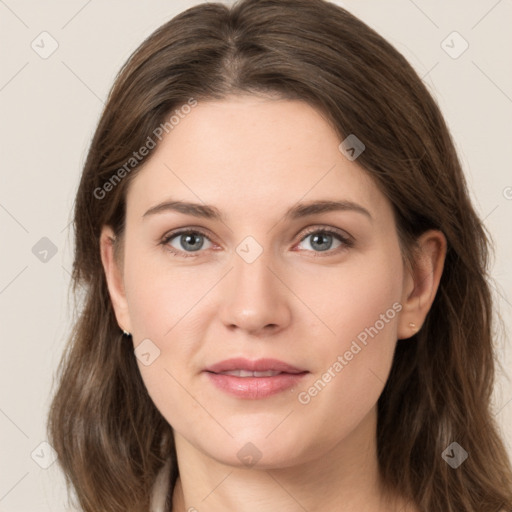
[99,225,132,334]
[397,229,447,340]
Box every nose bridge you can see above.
[218,239,290,333]
[233,246,273,298]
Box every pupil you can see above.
[312,233,332,251]
[182,233,203,251]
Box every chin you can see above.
[190,426,317,470]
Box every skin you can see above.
[100,95,446,511]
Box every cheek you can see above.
[122,248,215,423]
[294,244,403,358]
[329,248,403,385]
[292,247,403,410]
[123,269,197,429]
[123,242,211,340]
[294,250,403,438]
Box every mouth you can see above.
[203,358,309,399]
[214,369,286,377]
[205,357,307,374]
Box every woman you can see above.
[47,0,512,510]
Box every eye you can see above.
[161,229,214,257]
[160,226,353,258]
[296,227,353,256]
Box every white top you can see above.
[150,458,172,512]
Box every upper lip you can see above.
[204,358,307,374]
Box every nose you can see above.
[218,249,292,337]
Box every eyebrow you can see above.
[142,198,372,222]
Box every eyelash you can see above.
[159,226,354,259]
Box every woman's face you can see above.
[103,95,421,468]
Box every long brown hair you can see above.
[47,0,512,510]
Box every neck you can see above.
[170,406,409,512]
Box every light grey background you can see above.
[1,0,511,510]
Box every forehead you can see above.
[126,96,388,221]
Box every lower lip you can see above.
[205,371,308,399]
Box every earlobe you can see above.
[397,229,447,340]
[99,225,132,334]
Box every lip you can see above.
[204,358,309,399]
[205,357,306,374]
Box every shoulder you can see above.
[150,458,172,512]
